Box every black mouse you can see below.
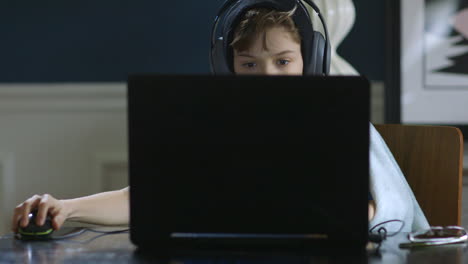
[17,210,54,241]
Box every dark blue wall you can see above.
[0,0,385,82]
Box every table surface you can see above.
[0,226,467,264]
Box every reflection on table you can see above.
[0,226,467,264]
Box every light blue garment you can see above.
[369,123,430,232]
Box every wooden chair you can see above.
[374,124,464,226]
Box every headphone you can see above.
[209,0,331,75]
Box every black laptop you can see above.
[128,75,370,252]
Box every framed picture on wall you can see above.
[386,0,468,137]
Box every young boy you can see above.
[11,4,428,233]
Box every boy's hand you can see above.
[368,200,376,221]
[11,194,70,233]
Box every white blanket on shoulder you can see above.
[369,123,430,232]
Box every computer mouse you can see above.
[17,210,54,241]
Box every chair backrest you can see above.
[374,124,464,226]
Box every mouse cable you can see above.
[52,228,129,240]
[368,219,405,244]
[86,228,130,234]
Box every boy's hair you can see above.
[230,6,302,52]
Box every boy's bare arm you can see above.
[12,187,129,232]
[64,187,129,226]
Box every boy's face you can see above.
[233,26,303,75]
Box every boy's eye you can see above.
[277,59,290,66]
[242,62,257,68]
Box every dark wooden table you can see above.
[0,226,467,263]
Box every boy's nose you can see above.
[260,64,280,75]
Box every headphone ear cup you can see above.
[308,31,328,75]
[323,34,331,75]
[210,38,232,75]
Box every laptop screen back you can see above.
[128,75,370,250]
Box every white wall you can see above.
[370,81,384,124]
[0,84,128,235]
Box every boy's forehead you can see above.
[235,26,301,55]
